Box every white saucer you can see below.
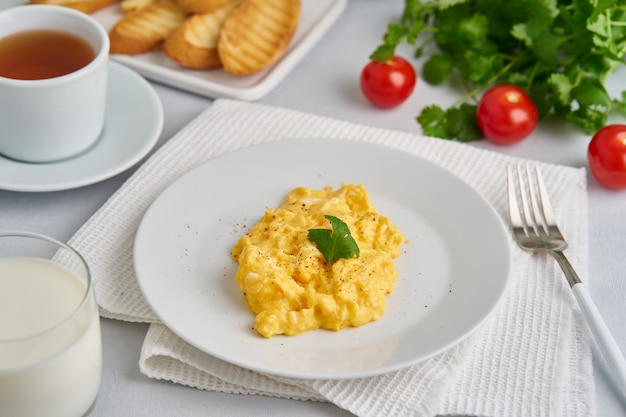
[0,61,163,192]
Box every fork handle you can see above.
[551,251,626,398]
[571,283,626,398]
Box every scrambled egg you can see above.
[231,184,404,338]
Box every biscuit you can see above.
[217,0,301,75]
[29,0,118,14]
[176,0,236,14]
[120,0,158,13]
[163,1,240,69]
[109,0,187,55]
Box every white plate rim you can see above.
[134,138,512,379]
[0,61,163,192]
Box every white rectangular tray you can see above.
[93,0,346,100]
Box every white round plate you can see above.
[0,61,163,192]
[134,138,512,379]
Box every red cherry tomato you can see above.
[476,84,538,145]
[360,55,416,109]
[587,124,626,189]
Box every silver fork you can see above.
[507,164,626,398]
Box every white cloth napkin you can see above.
[68,99,595,417]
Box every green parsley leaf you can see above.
[613,91,626,116]
[548,73,574,106]
[460,50,504,84]
[417,105,451,139]
[416,104,483,142]
[369,24,409,62]
[445,103,484,142]
[369,43,397,63]
[567,78,613,133]
[308,215,360,264]
[422,54,455,85]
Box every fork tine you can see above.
[516,165,539,236]
[534,165,565,240]
[525,165,549,236]
[534,166,557,227]
[507,165,523,229]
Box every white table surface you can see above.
[1,1,625,416]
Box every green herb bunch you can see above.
[371,0,626,141]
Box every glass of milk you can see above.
[0,231,102,417]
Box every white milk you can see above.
[0,257,102,417]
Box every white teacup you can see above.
[0,5,109,163]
